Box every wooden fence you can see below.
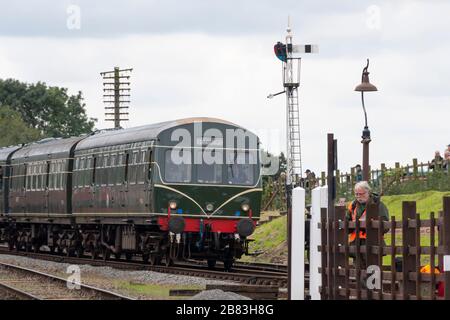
[302,157,448,194]
[320,196,450,300]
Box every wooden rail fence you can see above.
[320,196,450,300]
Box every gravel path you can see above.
[190,289,252,300]
[0,254,236,299]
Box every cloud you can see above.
[0,1,448,176]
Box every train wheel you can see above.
[114,252,122,260]
[125,253,133,261]
[207,259,216,269]
[142,254,149,263]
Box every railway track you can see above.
[0,246,288,287]
[0,261,134,300]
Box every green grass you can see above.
[239,214,287,263]
[241,190,449,264]
[381,190,450,220]
[116,281,203,300]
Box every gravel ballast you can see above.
[0,254,236,299]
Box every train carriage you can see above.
[0,117,262,270]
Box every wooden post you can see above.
[335,205,347,299]
[412,158,418,178]
[350,167,355,189]
[430,212,436,300]
[321,171,326,186]
[443,196,450,300]
[365,202,380,299]
[402,201,417,300]
[390,216,397,300]
[335,169,340,196]
[380,163,386,194]
[320,207,328,300]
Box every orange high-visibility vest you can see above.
[348,202,367,243]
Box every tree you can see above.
[0,106,41,147]
[0,78,97,138]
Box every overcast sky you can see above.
[0,0,448,175]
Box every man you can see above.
[304,169,316,189]
[346,181,389,269]
[429,151,444,171]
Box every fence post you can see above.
[335,205,347,299]
[320,207,328,299]
[310,186,327,300]
[443,196,450,300]
[380,163,386,193]
[402,201,417,299]
[365,202,381,299]
[412,158,418,178]
[321,171,326,186]
[291,187,306,300]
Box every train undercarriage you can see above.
[0,220,249,271]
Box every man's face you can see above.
[355,187,369,203]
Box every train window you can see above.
[108,154,116,186]
[129,151,138,185]
[35,163,39,191]
[103,155,109,186]
[137,150,146,184]
[84,157,91,187]
[196,149,222,184]
[226,150,255,186]
[164,149,191,183]
[37,163,41,191]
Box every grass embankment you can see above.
[240,190,450,264]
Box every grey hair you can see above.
[354,181,371,193]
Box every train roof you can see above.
[75,117,242,151]
[11,136,86,161]
[0,145,22,163]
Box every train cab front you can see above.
[152,121,262,270]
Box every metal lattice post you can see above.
[101,67,133,129]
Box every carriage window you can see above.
[164,149,191,183]
[226,150,256,186]
[137,150,146,184]
[196,149,222,184]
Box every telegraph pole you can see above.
[100,67,133,128]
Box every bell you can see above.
[355,71,378,92]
